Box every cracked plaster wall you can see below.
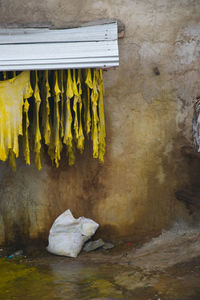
[0,0,200,245]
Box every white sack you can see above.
[46,209,99,258]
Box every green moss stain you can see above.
[0,258,53,299]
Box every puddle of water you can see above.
[1,255,200,300]
[0,258,133,300]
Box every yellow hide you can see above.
[0,68,106,170]
[0,71,33,168]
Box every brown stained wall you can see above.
[0,0,200,245]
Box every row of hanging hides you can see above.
[0,69,105,170]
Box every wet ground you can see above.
[1,249,200,299]
[1,223,200,300]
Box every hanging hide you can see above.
[0,71,33,170]
[0,68,106,170]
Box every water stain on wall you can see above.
[0,0,200,245]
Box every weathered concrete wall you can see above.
[0,0,200,245]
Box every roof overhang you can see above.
[0,22,119,71]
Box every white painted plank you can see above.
[0,23,117,44]
[0,22,119,70]
[0,41,118,60]
[0,56,118,65]
[0,62,119,71]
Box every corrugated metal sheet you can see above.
[0,22,119,71]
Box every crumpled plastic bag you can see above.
[46,209,99,258]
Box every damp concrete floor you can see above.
[1,252,200,300]
[1,224,200,300]
[1,247,200,299]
